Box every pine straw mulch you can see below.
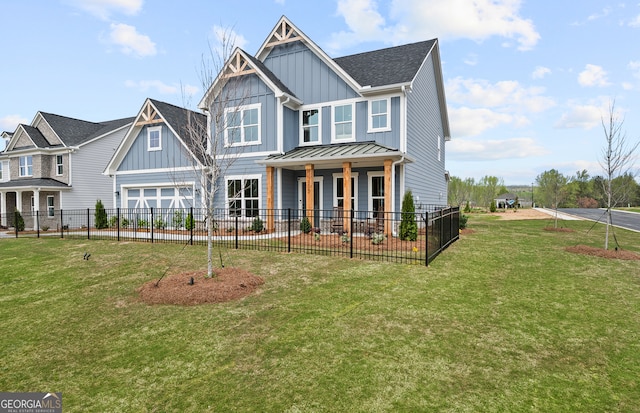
[138,267,264,306]
[566,245,640,260]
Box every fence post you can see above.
[150,207,154,244]
[235,214,239,250]
[60,209,64,239]
[87,208,90,240]
[287,208,291,253]
[36,210,40,238]
[424,213,429,267]
[189,207,193,245]
[117,207,120,242]
[349,208,354,259]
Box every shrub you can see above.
[121,218,129,228]
[460,214,469,229]
[14,210,25,231]
[314,233,321,242]
[137,219,149,229]
[108,216,118,228]
[464,201,471,213]
[399,191,418,241]
[340,234,350,243]
[371,232,386,245]
[154,217,166,230]
[300,216,312,234]
[41,225,49,232]
[94,199,108,229]
[172,210,184,229]
[489,200,497,213]
[185,212,195,231]
[250,216,264,232]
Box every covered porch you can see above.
[0,179,70,230]
[259,142,411,236]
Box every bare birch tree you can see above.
[180,28,251,277]
[599,101,639,250]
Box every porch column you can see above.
[0,191,5,227]
[33,189,40,230]
[342,162,352,234]
[384,159,392,236]
[305,163,314,224]
[15,190,23,213]
[266,166,275,232]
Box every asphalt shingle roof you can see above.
[20,125,52,148]
[40,112,134,147]
[334,39,436,87]
[0,177,69,189]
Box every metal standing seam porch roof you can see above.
[258,141,413,170]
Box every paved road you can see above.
[559,208,640,232]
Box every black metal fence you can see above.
[1,206,459,266]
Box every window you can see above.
[368,172,385,217]
[227,176,260,217]
[437,135,442,162]
[301,108,320,144]
[56,155,63,175]
[333,103,354,142]
[47,196,55,217]
[147,126,162,151]
[0,161,3,181]
[19,155,33,177]
[333,173,359,210]
[225,104,261,146]
[369,99,390,131]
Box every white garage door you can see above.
[125,186,194,209]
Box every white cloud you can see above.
[125,80,197,96]
[629,14,640,27]
[448,137,548,161]
[578,64,610,87]
[109,23,156,57]
[65,0,142,20]
[446,77,555,113]
[555,102,606,129]
[448,107,513,137]
[329,0,540,52]
[0,114,29,132]
[532,66,551,79]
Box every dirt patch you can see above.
[138,268,264,306]
[460,228,476,235]
[544,227,575,232]
[566,245,640,260]
[487,209,551,220]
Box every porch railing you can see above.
[0,206,459,266]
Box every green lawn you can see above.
[1,215,639,412]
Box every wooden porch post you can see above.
[384,159,392,236]
[266,166,275,232]
[342,162,352,234]
[305,164,314,224]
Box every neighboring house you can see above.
[495,193,519,209]
[0,112,133,229]
[198,16,451,235]
[104,98,207,214]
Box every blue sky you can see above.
[1,0,639,185]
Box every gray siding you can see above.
[404,53,447,206]
[62,128,127,209]
[282,107,298,153]
[117,125,196,171]
[263,41,359,104]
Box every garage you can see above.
[124,185,195,209]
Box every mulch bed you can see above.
[566,245,640,260]
[138,268,264,306]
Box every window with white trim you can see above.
[19,155,33,177]
[368,98,390,132]
[368,172,385,217]
[333,103,354,142]
[301,108,321,144]
[47,196,55,217]
[56,155,63,175]
[333,173,359,210]
[225,104,261,146]
[0,161,3,181]
[147,126,162,151]
[227,175,260,217]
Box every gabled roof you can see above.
[40,112,134,147]
[104,98,207,175]
[334,40,437,88]
[19,125,52,149]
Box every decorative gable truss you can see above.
[264,19,300,48]
[136,101,163,126]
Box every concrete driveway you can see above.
[559,208,640,232]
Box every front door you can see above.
[298,178,323,227]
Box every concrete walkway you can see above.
[534,208,582,220]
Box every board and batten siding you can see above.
[404,53,447,206]
[263,41,359,104]
[62,127,128,210]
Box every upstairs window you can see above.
[333,103,354,142]
[56,155,63,175]
[227,176,260,218]
[19,155,33,177]
[0,161,3,181]
[225,104,261,146]
[147,126,162,151]
[369,98,390,132]
[301,109,320,144]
